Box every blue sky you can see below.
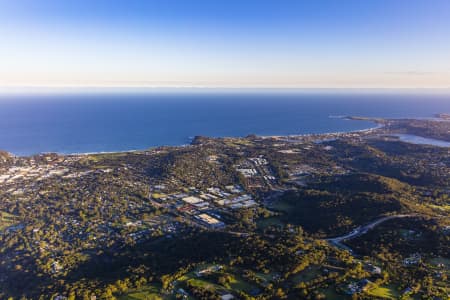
[0,0,449,89]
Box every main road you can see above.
[326,214,417,252]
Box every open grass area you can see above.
[119,266,299,299]
[291,265,321,284]
[185,269,256,291]
[227,274,257,293]
[366,284,400,300]
[151,193,167,199]
[186,278,221,291]
[118,284,164,300]
[224,139,254,147]
[169,265,260,297]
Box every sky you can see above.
[0,0,450,89]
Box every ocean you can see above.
[0,92,449,156]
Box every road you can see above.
[326,214,417,252]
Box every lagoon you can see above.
[389,134,450,147]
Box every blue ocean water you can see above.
[0,93,449,156]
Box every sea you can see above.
[0,92,449,156]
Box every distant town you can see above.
[0,116,448,300]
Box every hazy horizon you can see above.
[1,87,450,97]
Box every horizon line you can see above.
[1,86,450,95]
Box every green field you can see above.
[185,268,257,293]
[119,265,259,299]
[186,278,220,290]
[366,284,400,300]
[227,274,257,293]
[291,265,321,284]
[118,285,164,300]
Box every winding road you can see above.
[326,214,417,252]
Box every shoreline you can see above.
[10,112,450,157]
[259,119,383,139]
[6,118,382,157]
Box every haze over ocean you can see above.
[0,92,449,156]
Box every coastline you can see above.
[1,93,448,158]
[7,112,450,157]
[6,117,383,157]
[259,117,383,139]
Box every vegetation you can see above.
[0,117,448,299]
